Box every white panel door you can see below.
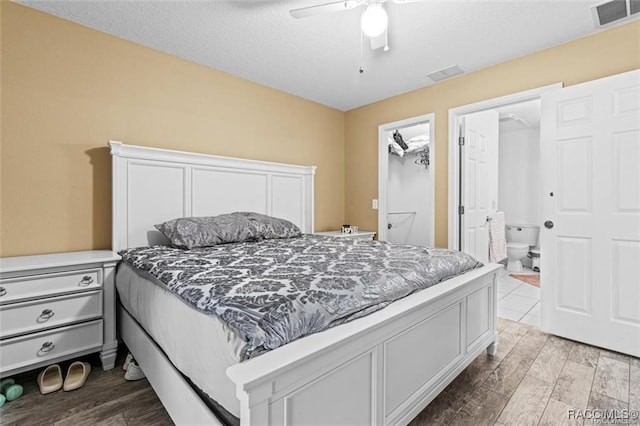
[462,110,499,263]
[540,69,640,357]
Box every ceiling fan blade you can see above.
[290,1,365,19]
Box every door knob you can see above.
[544,220,554,229]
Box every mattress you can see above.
[116,263,243,417]
[116,237,482,418]
[119,236,483,360]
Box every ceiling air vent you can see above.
[427,65,465,82]
[592,0,639,26]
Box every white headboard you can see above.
[109,141,316,251]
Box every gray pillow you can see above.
[237,212,302,240]
[155,212,301,249]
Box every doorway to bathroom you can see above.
[447,84,561,328]
[377,113,435,247]
[448,71,640,356]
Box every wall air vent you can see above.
[427,65,465,82]
[591,0,640,26]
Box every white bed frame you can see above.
[110,141,501,426]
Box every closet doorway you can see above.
[377,113,435,247]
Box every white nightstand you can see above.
[315,231,376,241]
[0,250,120,376]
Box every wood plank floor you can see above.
[411,319,640,426]
[1,319,637,425]
[0,351,171,426]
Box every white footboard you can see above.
[227,264,501,426]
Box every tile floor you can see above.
[497,266,541,327]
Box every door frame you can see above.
[447,83,563,250]
[378,113,435,245]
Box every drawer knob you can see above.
[78,276,94,287]
[38,341,55,355]
[0,286,6,297]
[37,309,55,322]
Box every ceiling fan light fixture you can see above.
[361,3,388,37]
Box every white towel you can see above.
[488,211,507,263]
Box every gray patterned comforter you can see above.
[119,235,482,360]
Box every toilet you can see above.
[505,224,540,272]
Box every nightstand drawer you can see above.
[0,320,103,374]
[0,268,101,305]
[0,291,103,339]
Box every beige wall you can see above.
[0,2,345,257]
[345,21,640,248]
[2,2,639,258]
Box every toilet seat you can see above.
[530,248,540,255]
[506,242,529,250]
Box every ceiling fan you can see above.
[290,0,425,50]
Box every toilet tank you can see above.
[506,224,539,246]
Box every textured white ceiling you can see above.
[16,0,631,111]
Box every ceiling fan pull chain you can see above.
[359,26,365,74]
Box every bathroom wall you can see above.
[386,123,431,246]
[498,125,541,229]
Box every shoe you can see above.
[124,360,145,381]
[0,379,14,395]
[123,353,133,371]
[0,378,23,402]
[37,364,63,394]
[63,361,91,391]
[4,384,23,401]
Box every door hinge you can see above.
[459,206,465,215]
[459,136,465,146]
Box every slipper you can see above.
[4,384,23,401]
[0,378,14,395]
[0,377,23,403]
[63,361,91,391]
[37,364,63,394]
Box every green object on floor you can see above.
[4,384,23,401]
[0,379,15,395]
[0,394,5,408]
